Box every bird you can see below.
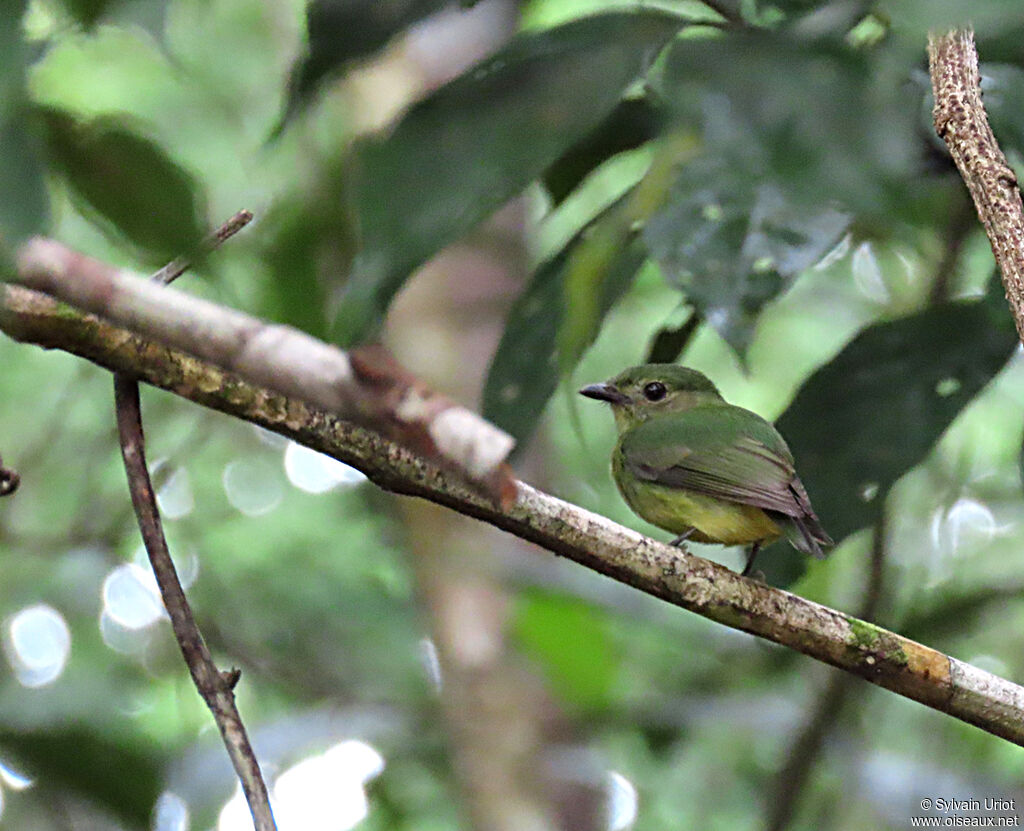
[580,364,832,576]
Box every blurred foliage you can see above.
[3,0,1024,829]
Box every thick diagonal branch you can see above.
[4,285,1024,748]
[928,29,1024,342]
[13,238,515,497]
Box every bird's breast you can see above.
[612,449,780,545]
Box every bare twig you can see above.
[113,211,275,831]
[12,238,515,498]
[114,378,275,831]
[0,452,19,496]
[4,288,1024,748]
[928,29,1024,342]
[151,209,254,286]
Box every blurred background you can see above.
[3,0,1024,829]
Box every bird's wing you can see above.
[619,405,807,518]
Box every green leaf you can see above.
[260,158,357,339]
[283,0,450,124]
[542,95,665,206]
[512,592,617,713]
[0,727,163,829]
[0,112,50,246]
[763,281,1018,585]
[483,206,646,447]
[58,0,123,27]
[644,161,849,354]
[0,4,49,246]
[332,9,688,345]
[40,109,205,263]
[654,30,919,214]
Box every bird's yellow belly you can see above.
[616,478,781,546]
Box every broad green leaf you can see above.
[0,112,50,246]
[332,9,688,345]
[0,4,48,246]
[483,203,646,447]
[58,0,122,27]
[654,31,919,216]
[761,281,1018,585]
[0,1,29,111]
[40,109,205,263]
[260,159,356,339]
[558,133,696,376]
[0,727,163,829]
[283,0,450,124]
[542,95,665,206]
[644,159,849,354]
[512,591,617,712]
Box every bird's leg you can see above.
[741,541,762,577]
[669,528,695,547]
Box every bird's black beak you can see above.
[579,382,629,405]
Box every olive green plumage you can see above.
[580,364,832,574]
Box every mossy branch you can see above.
[3,281,1024,747]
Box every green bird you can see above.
[580,364,832,576]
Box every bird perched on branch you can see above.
[580,364,832,576]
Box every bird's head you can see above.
[579,364,723,431]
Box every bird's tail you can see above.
[786,513,833,559]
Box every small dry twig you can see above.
[113,210,276,831]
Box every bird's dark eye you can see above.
[643,382,667,401]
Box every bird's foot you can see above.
[669,528,695,547]
[740,541,763,578]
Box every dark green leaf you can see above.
[0,113,50,246]
[654,31,918,215]
[58,0,123,27]
[645,312,700,364]
[483,210,646,447]
[0,1,29,111]
[332,9,688,345]
[0,727,163,828]
[644,162,849,354]
[284,0,451,123]
[0,4,48,246]
[260,158,357,339]
[40,109,205,263]
[763,281,1018,585]
[542,95,666,206]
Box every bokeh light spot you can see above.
[4,604,71,688]
[218,740,385,831]
[223,458,284,516]
[154,791,190,831]
[284,442,367,494]
[156,464,195,520]
[607,770,638,830]
[103,563,164,630]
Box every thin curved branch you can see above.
[112,211,276,831]
[3,282,1024,748]
[928,29,1024,342]
[115,377,276,831]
